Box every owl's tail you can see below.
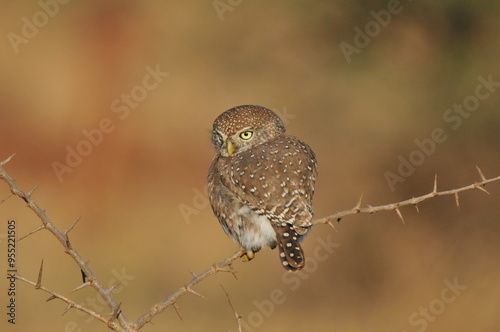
[273,223,306,271]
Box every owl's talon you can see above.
[241,250,255,262]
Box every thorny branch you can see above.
[0,154,242,331]
[313,168,500,227]
[0,154,133,332]
[16,261,109,324]
[0,153,499,331]
[131,250,241,330]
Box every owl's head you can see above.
[211,105,286,157]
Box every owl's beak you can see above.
[226,140,235,156]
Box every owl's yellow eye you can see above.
[239,131,253,140]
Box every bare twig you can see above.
[220,285,243,332]
[0,156,245,331]
[313,167,500,225]
[1,154,499,331]
[15,274,111,325]
[132,249,243,330]
[173,302,183,320]
[0,155,133,332]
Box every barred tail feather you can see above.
[273,222,305,271]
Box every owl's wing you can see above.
[220,135,317,229]
[208,156,240,240]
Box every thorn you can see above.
[454,192,460,210]
[109,280,123,293]
[46,295,57,302]
[327,221,337,232]
[61,304,74,316]
[65,217,82,235]
[227,263,238,280]
[0,193,12,205]
[395,208,405,224]
[354,193,363,211]
[220,284,242,331]
[173,302,183,320]
[414,204,420,213]
[190,270,198,278]
[36,260,44,289]
[475,184,490,195]
[20,194,29,204]
[433,174,438,195]
[27,185,38,197]
[71,281,91,293]
[81,270,88,283]
[476,165,487,182]
[110,303,122,319]
[185,286,205,299]
[65,236,72,250]
[0,153,16,166]
[19,224,45,241]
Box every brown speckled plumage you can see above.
[207,105,318,271]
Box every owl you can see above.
[207,105,318,271]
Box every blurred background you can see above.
[1,1,499,331]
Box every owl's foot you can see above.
[241,250,255,262]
